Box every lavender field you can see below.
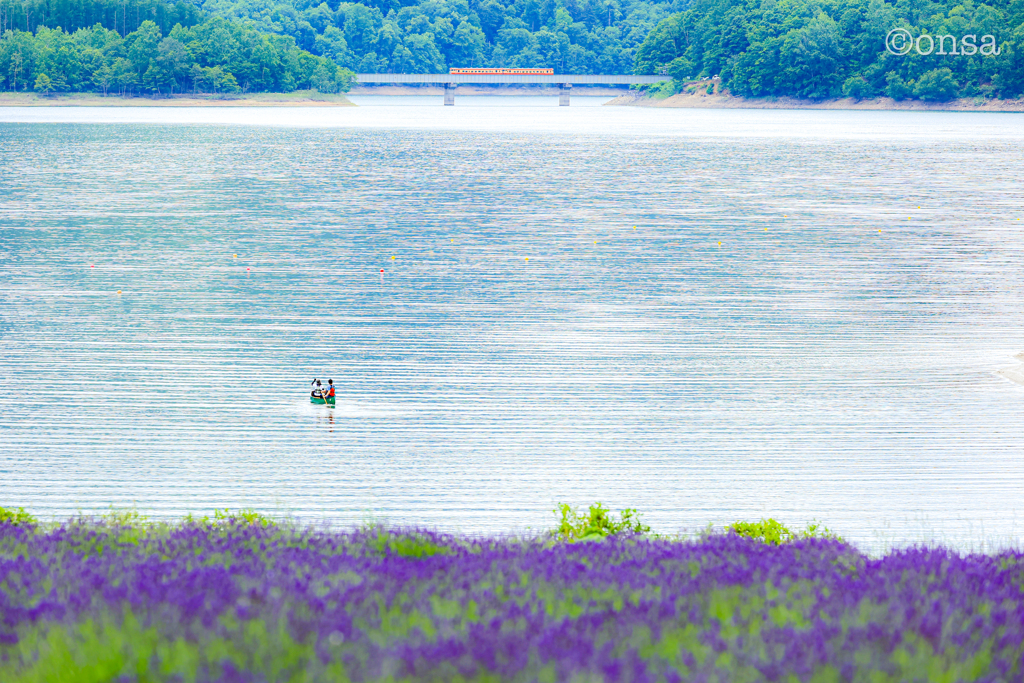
[1,511,1022,682]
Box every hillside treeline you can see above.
[0,0,201,36]
[0,11,354,94]
[635,0,1024,100]
[196,0,682,73]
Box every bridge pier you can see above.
[444,83,456,106]
[559,83,571,106]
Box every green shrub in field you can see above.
[730,518,794,545]
[729,518,843,545]
[368,529,453,559]
[183,508,276,528]
[0,507,36,526]
[554,502,651,541]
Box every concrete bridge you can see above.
[354,73,668,106]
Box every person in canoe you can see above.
[310,378,323,399]
[325,379,335,401]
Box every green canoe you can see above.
[310,395,336,406]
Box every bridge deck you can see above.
[354,74,667,85]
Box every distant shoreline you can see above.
[0,91,355,107]
[6,87,1021,112]
[605,90,1024,112]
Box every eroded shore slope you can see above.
[606,90,1024,112]
[0,92,355,107]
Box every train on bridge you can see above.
[449,68,555,75]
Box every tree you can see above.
[914,68,959,101]
[202,66,222,92]
[127,21,162,78]
[111,57,137,96]
[189,63,203,94]
[219,71,240,93]
[778,13,844,99]
[448,21,486,66]
[155,37,189,92]
[404,32,444,73]
[144,63,173,94]
[33,72,52,94]
[842,75,875,99]
[884,72,912,100]
[7,43,27,91]
[92,64,113,95]
[201,65,240,94]
[310,60,335,91]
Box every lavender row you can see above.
[1,516,1022,681]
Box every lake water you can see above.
[2,97,1024,551]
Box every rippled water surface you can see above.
[2,101,1024,550]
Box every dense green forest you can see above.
[2,0,1022,99]
[194,0,680,73]
[0,0,353,93]
[635,0,1024,100]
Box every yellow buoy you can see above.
[594,240,597,244]
[878,229,882,232]
[391,255,396,260]
[117,290,121,294]
[233,254,237,258]
[718,241,722,246]
[525,257,529,261]
[764,227,768,231]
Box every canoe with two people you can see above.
[310,378,336,406]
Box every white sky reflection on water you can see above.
[2,98,1023,139]
[1,101,1023,553]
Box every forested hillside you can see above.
[4,0,1022,99]
[635,0,1024,100]
[0,0,353,94]
[194,0,681,73]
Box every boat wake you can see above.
[997,353,1024,386]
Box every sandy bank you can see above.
[0,91,355,107]
[605,90,1024,112]
[998,353,1024,386]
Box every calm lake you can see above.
[2,97,1023,551]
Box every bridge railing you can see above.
[354,73,668,85]
[353,73,669,105]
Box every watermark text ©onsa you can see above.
[886,29,1001,56]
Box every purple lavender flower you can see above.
[1,520,1022,681]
